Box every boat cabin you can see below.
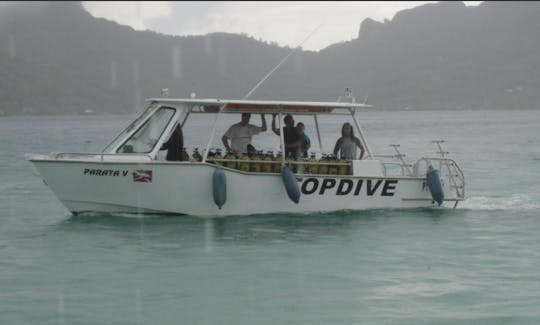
[101,98,386,177]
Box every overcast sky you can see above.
[83,1,482,51]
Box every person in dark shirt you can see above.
[271,114,299,159]
[161,124,184,161]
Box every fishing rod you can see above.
[242,23,324,100]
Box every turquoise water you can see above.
[1,109,540,324]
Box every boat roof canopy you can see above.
[146,98,371,115]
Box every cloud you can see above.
[145,1,438,50]
[83,1,172,30]
[83,1,483,51]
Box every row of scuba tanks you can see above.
[181,148,351,175]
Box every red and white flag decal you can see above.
[133,170,152,183]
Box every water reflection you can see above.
[57,208,455,248]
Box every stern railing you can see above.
[376,141,465,201]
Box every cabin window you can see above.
[102,102,158,153]
[117,107,176,154]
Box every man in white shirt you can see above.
[222,113,267,155]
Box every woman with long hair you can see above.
[333,122,365,160]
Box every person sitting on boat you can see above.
[296,122,310,159]
[271,114,299,159]
[222,113,267,155]
[160,124,184,161]
[333,122,365,160]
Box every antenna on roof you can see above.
[338,88,356,103]
[242,23,324,100]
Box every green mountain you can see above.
[0,1,539,115]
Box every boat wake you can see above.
[460,194,539,211]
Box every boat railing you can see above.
[52,152,154,162]
[374,159,414,177]
[374,144,415,177]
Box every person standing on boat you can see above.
[333,122,365,160]
[296,122,310,159]
[271,114,299,159]
[222,113,267,155]
[161,124,184,161]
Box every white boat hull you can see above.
[28,157,460,216]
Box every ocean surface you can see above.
[1,109,540,324]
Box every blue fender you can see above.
[426,165,444,206]
[281,165,300,204]
[212,168,227,209]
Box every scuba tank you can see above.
[239,152,250,172]
[328,154,338,175]
[273,151,283,173]
[318,154,328,175]
[214,149,223,166]
[223,150,236,169]
[251,151,262,173]
[338,157,349,175]
[247,144,257,158]
[192,148,202,162]
[262,151,274,173]
[207,148,216,164]
[181,147,190,161]
[307,152,318,175]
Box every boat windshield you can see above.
[102,102,159,153]
[117,107,176,154]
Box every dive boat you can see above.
[26,97,465,216]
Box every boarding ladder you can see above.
[379,141,465,208]
[432,140,465,200]
[413,140,465,208]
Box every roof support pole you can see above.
[350,110,374,159]
[202,105,224,163]
[180,110,190,128]
[314,114,323,154]
[278,111,286,167]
